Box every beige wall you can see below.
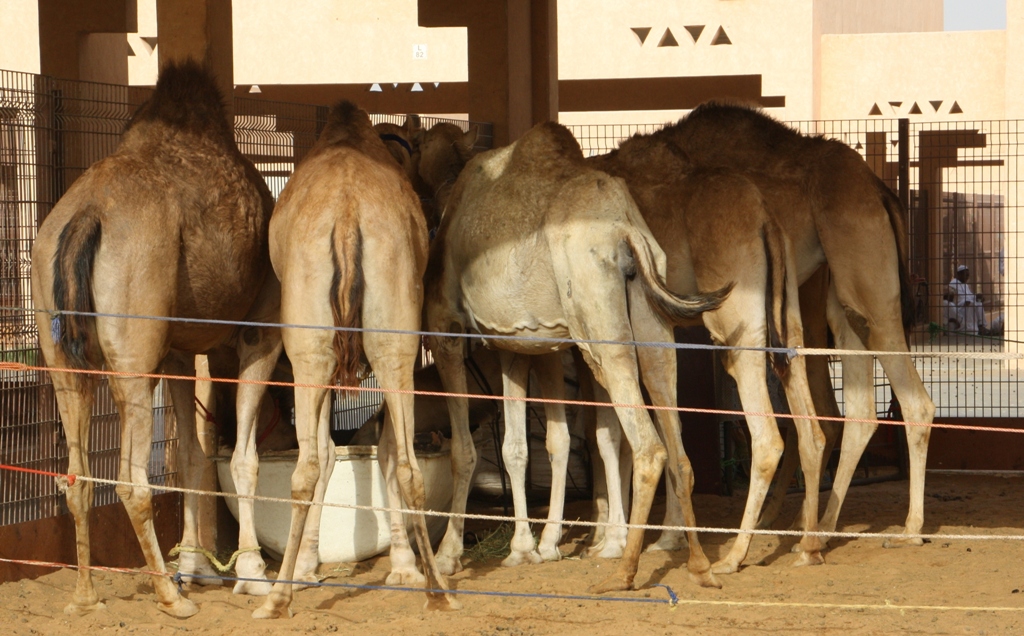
[127,0,158,85]
[820,31,1007,120]
[558,0,818,122]
[231,0,467,86]
[0,0,41,74]
[815,0,942,35]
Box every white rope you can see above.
[70,474,1024,543]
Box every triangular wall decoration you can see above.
[141,37,158,52]
[888,101,902,110]
[127,42,136,56]
[909,102,922,114]
[658,28,679,47]
[684,25,705,43]
[369,83,383,92]
[711,26,732,45]
[869,103,883,116]
[631,27,652,45]
[950,101,963,114]
[930,100,944,112]
[411,83,423,92]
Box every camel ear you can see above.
[403,113,422,136]
[462,125,479,150]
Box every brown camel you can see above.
[258,100,455,618]
[30,60,281,617]
[588,135,827,573]
[424,121,729,593]
[656,102,935,554]
[415,121,479,224]
[374,115,422,186]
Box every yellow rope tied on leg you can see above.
[169,544,262,573]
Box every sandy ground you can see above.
[3,472,1023,636]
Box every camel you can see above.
[587,135,828,573]
[424,121,730,593]
[257,100,456,618]
[30,60,281,617]
[374,115,422,186]
[655,102,935,554]
[414,122,479,225]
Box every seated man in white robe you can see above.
[948,264,986,335]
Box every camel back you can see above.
[662,102,917,330]
[125,59,233,147]
[311,100,397,169]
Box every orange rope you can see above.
[1,360,1020,435]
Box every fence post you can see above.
[898,118,910,214]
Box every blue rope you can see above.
[3,305,799,357]
[171,571,677,606]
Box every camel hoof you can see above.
[710,559,740,575]
[290,572,322,592]
[586,543,624,559]
[538,543,562,562]
[435,554,464,576]
[424,592,462,611]
[157,597,199,619]
[501,549,543,568]
[883,536,924,549]
[232,578,273,596]
[794,550,825,567]
[177,554,221,587]
[386,568,426,586]
[63,600,106,616]
[252,598,293,620]
[687,566,723,589]
[645,531,687,553]
[588,574,633,594]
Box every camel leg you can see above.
[365,327,457,610]
[163,354,221,587]
[577,355,608,551]
[587,387,630,559]
[629,300,719,589]
[231,325,282,595]
[253,372,330,619]
[48,370,103,615]
[499,350,544,567]
[430,330,476,577]
[378,406,426,585]
[816,288,878,542]
[708,347,784,575]
[532,353,571,562]
[108,372,198,618]
[292,396,336,586]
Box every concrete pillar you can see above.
[37,0,136,80]
[155,0,234,109]
[1004,0,1023,368]
[419,0,558,146]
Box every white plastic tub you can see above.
[215,445,453,563]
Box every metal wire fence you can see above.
[0,71,490,526]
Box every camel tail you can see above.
[878,180,916,335]
[51,207,102,369]
[329,224,365,390]
[762,223,790,378]
[625,235,733,324]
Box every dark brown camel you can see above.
[259,100,456,618]
[588,134,827,573]
[30,60,281,617]
[656,102,934,553]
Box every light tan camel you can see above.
[587,135,827,573]
[659,102,935,553]
[424,121,729,593]
[30,60,281,617]
[257,100,456,618]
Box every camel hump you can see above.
[126,58,231,142]
[52,205,103,370]
[510,122,584,169]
